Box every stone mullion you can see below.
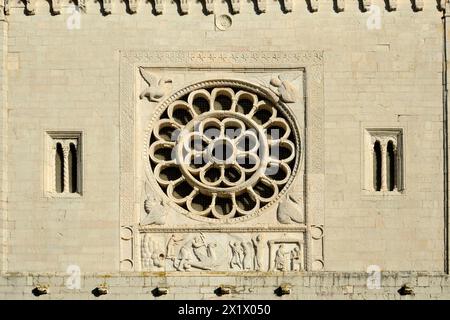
[380,139,388,192]
[62,141,70,193]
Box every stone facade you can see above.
[0,0,449,299]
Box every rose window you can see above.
[148,86,300,221]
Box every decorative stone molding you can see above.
[1,0,442,16]
[119,51,324,272]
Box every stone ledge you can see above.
[0,272,448,299]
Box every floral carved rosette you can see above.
[147,84,301,222]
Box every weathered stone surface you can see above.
[0,0,447,299]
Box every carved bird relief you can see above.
[277,194,304,224]
[142,196,166,226]
[270,74,299,103]
[139,67,173,102]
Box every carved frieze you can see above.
[119,51,324,272]
[140,232,304,272]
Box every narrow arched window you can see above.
[373,140,382,191]
[69,143,78,193]
[387,141,396,191]
[55,143,64,193]
[46,132,82,196]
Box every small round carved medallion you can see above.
[215,14,232,31]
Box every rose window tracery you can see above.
[148,85,300,222]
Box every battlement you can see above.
[0,0,446,17]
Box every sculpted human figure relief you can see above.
[274,244,289,271]
[252,234,264,271]
[172,233,219,271]
[139,67,173,102]
[229,242,243,269]
[241,241,254,270]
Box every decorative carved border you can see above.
[119,51,324,272]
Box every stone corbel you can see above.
[334,0,344,12]
[387,0,397,11]
[361,0,371,12]
[102,0,112,14]
[256,0,266,13]
[230,0,239,14]
[25,0,36,15]
[306,0,318,12]
[204,0,214,14]
[412,0,423,11]
[128,0,137,13]
[153,0,164,14]
[78,0,87,13]
[4,0,8,15]
[179,0,189,14]
[52,0,61,14]
[283,0,292,12]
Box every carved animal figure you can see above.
[142,196,166,225]
[139,67,173,102]
[270,74,298,103]
[277,194,304,224]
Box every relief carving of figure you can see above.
[166,234,183,261]
[274,244,289,271]
[229,242,243,270]
[174,243,192,271]
[241,241,254,270]
[174,233,218,271]
[252,235,264,271]
[290,246,302,271]
[139,67,173,102]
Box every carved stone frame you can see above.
[119,51,324,272]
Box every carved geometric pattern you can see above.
[148,86,300,221]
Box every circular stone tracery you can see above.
[148,85,300,222]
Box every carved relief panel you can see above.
[119,51,324,273]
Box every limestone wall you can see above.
[1,0,446,279]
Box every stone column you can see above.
[380,139,388,192]
[62,142,71,193]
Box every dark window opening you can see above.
[373,141,382,191]
[387,141,396,191]
[55,143,64,193]
[69,143,78,193]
